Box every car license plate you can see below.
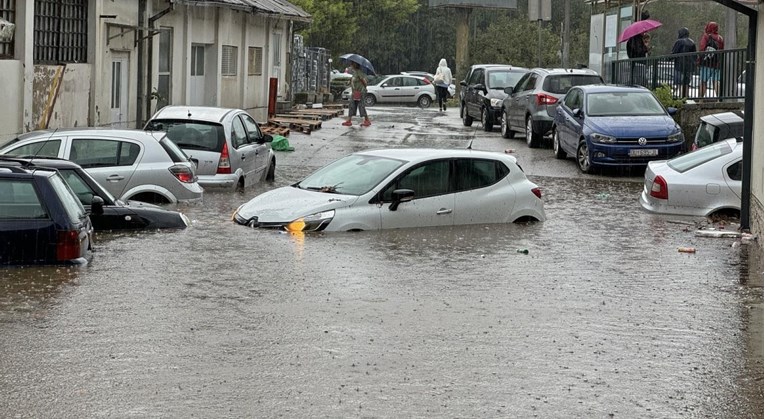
[629,148,658,157]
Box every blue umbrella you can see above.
[339,53,376,75]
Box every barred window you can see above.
[34,0,88,64]
[0,0,15,59]
[272,33,281,67]
[248,46,262,76]
[221,45,237,76]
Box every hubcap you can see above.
[526,119,532,142]
[578,145,589,170]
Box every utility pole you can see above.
[562,0,570,67]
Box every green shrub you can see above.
[653,84,684,109]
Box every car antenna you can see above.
[467,138,473,150]
[25,127,59,168]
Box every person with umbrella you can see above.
[341,56,374,127]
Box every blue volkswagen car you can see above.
[551,85,685,173]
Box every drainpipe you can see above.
[739,12,757,231]
[136,0,146,128]
[146,2,175,121]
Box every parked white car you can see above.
[233,148,545,232]
[145,106,275,191]
[640,138,742,217]
[0,129,203,204]
[341,74,437,108]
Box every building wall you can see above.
[33,65,91,130]
[0,60,23,145]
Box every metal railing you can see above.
[607,48,746,102]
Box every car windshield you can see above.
[586,91,666,116]
[544,75,603,94]
[487,70,525,90]
[145,120,225,152]
[296,154,405,196]
[668,140,734,173]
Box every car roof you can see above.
[700,111,744,125]
[14,128,166,143]
[354,148,518,165]
[578,84,650,93]
[150,106,242,123]
[0,156,81,170]
[530,68,600,76]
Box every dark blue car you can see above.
[551,85,685,173]
[0,164,96,265]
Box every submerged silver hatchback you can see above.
[145,106,275,190]
[0,129,203,204]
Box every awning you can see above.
[174,0,312,23]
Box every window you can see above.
[0,179,47,219]
[49,172,86,223]
[222,45,237,76]
[668,140,733,173]
[231,117,247,148]
[272,33,281,67]
[240,114,263,142]
[70,139,140,168]
[59,169,95,204]
[454,159,507,192]
[111,60,122,109]
[727,161,743,181]
[7,140,61,158]
[157,27,172,109]
[34,0,88,64]
[0,0,15,59]
[383,160,450,200]
[248,46,263,75]
[191,45,204,76]
[564,89,582,109]
[468,69,483,85]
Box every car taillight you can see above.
[169,164,194,183]
[650,175,668,200]
[531,187,542,199]
[217,142,232,174]
[536,93,558,106]
[57,230,81,261]
[423,78,431,84]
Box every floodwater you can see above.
[1,107,762,418]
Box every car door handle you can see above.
[106,175,124,182]
[241,155,247,160]
[436,208,453,215]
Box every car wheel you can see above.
[418,95,432,108]
[577,141,593,173]
[462,104,473,126]
[364,94,376,107]
[501,110,515,139]
[482,108,493,131]
[265,157,276,181]
[553,128,566,159]
[525,116,542,148]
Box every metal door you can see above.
[110,54,129,128]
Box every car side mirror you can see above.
[504,86,513,95]
[389,189,415,211]
[573,108,582,118]
[666,107,678,116]
[459,80,467,87]
[90,196,104,216]
[476,83,486,92]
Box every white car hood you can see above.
[237,186,359,222]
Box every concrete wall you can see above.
[0,60,23,144]
[33,65,91,130]
[750,6,764,243]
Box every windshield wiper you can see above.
[304,183,343,193]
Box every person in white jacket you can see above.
[433,58,453,111]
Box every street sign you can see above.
[529,0,552,21]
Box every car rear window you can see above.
[48,172,87,223]
[668,140,733,173]
[159,136,190,163]
[694,121,717,149]
[543,75,603,95]
[0,178,48,219]
[146,120,225,152]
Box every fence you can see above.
[608,48,746,102]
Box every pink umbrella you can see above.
[618,19,662,43]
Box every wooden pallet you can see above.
[275,112,323,121]
[289,108,343,120]
[259,123,290,136]
[266,118,314,135]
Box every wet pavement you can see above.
[0,105,762,418]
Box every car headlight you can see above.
[591,133,617,144]
[490,98,502,107]
[667,132,684,143]
[286,210,335,232]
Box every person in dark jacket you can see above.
[698,21,724,100]
[671,27,696,99]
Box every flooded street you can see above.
[1,107,762,418]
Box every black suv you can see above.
[0,157,189,231]
[0,162,99,265]
[459,64,528,131]
[500,68,603,147]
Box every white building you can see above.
[0,0,311,144]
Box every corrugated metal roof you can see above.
[176,0,312,22]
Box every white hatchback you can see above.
[640,138,742,217]
[233,148,545,232]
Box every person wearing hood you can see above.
[671,27,696,99]
[698,21,724,99]
[433,58,453,112]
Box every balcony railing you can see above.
[607,48,746,102]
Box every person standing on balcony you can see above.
[671,27,696,99]
[698,21,724,100]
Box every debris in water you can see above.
[677,247,696,253]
